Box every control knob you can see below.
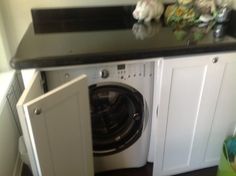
[100,69,109,79]
[212,57,219,64]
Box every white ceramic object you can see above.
[132,0,164,22]
[198,14,215,23]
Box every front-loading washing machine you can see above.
[45,60,154,173]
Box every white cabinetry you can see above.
[17,72,94,176]
[203,55,236,166]
[153,53,236,176]
[17,52,236,176]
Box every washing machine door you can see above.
[89,83,144,156]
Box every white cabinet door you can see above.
[153,55,223,176]
[17,72,93,176]
[204,54,236,166]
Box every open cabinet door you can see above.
[17,72,93,176]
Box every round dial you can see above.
[100,69,109,79]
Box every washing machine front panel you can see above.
[46,62,154,100]
[89,83,144,155]
[45,61,155,169]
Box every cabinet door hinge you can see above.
[40,71,48,93]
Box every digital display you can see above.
[117,64,125,70]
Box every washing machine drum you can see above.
[89,84,144,156]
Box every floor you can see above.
[21,163,218,176]
[21,164,32,176]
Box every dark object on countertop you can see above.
[213,24,228,38]
[216,7,232,23]
[227,10,236,37]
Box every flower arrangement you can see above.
[165,4,199,28]
[164,0,218,41]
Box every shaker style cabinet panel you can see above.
[17,72,94,176]
[153,53,236,176]
[203,56,236,166]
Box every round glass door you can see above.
[89,84,144,156]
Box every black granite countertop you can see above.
[11,6,236,69]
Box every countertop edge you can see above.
[11,43,236,69]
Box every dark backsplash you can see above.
[31,6,136,33]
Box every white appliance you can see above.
[45,61,155,173]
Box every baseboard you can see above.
[13,153,23,176]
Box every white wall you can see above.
[0,3,21,175]
[0,10,10,72]
[0,72,20,176]
[0,100,20,176]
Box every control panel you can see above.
[46,61,154,90]
[98,63,153,80]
